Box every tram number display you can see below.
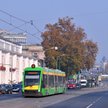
[25,71,40,79]
[25,75,39,79]
[26,71,40,75]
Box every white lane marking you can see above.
[86,104,93,108]
[86,96,102,108]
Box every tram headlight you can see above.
[31,64,35,68]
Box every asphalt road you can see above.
[0,80,108,108]
[45,90,108,108]
[0,93,22,101]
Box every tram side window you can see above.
[55,76,58,87]
[63,77,65,83]
[58,76,63,86]
[43,74,47,88]
[63,77,66,86]
[49,75,54,87]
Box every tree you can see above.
[83,40,98,70]
[41,17,98,76]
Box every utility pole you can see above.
[56,57,60,69]
[56,54,65,70]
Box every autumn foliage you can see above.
[41,17,98,75]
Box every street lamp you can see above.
[44,46,58,51]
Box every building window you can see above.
[10,55,13,68]
[5,43,10,51]
[0,41,4,49]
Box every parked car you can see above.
[80,79,87,87]
[67,80,76,89]
[12,84,22,92]
[5,84,13,94]
[0,84,12,94]
[0,84,6,94]
[76,82,81,89]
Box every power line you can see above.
[0,9,43,42]
[0,18,42,41]
[0,9,42,33]
[0,10,29,23]
[30,20,42,33]
[9,22,28,31]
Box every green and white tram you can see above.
[22,64,66,97]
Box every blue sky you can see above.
[0,0,108,63]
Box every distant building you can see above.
[0,29,27,45]
[103,61,108,74]
[22,44,45,66]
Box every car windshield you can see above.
[68,80,76,84]
[13,84,21,88]
[5,85,12,88]
[81,81,86,83]
[0,84,6,88]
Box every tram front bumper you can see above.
[24,90,42,96]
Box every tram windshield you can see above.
[24,71,40,86]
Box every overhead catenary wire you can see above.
[0,18,42,41]
[0,9,42,33]
[0,9,29,23]
[9,22,28,31]
[30,20,42,33]
[0,9,43,42]
[0,9,43,44]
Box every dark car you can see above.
[0,84,6,94]
[0,84,12,94]
[12,84,22,92]
[76,82,81,89]
[5,84,13,94]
